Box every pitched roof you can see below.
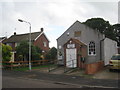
[57,20,104,40]
[0,37,6,42]
[3,31,42,43]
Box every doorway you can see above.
[66,48,77,68]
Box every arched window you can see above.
[88,41,96,55]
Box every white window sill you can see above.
[88,54,96,56]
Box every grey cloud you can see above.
[0,0,118,47]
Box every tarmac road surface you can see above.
[2,70,120,88]
[2,76,79,88]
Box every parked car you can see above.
[109,54,120,71]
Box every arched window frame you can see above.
[88,41,96,56]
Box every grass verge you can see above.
[12,64,56,71]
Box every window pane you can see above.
[89,41,96,55]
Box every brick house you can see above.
[3,28,49,61]
[57,21,118,74]
[0,37,6,43]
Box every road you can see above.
[2,76,79,88]
[2,70,119,88]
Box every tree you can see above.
[16,41,42,61]
[2,44,12,62]
[82,18,116,41]
[45,47,57,60]
[31,45,42,60]
[113,24,120,46]
[16,41,29,61]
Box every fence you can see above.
[47,59,59,72]
[0,59,78,73]
[0,60,48,70]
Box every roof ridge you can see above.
[14,31,41,36]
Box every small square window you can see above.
[74,31,81,37]
[59,45,62,49]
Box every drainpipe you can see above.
[100,37,106,60]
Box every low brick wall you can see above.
[85,61,104,74]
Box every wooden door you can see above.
[66,49,77,68]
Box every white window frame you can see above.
[88,41,96,56]
[15,43,17,47]
[43,42,47,47]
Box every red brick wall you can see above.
[34,33,49,52]
[85,61,104,74]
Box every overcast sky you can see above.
[0,0,119,48]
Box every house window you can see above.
[74,31,81,37]
[15,43,19,47]
[43,42,47,47]
[15,43,17,47]
[88,41,96,55]
[7,43,12,47]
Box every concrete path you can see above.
[93,69,119,80]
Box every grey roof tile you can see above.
[3,31,41,43]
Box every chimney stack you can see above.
[41,28,44,32]
[14,32,16,35]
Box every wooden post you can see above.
[11,62,13,70]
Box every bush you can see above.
[45,47,57,61]
[2,44,12,68]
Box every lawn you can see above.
[13,65,49,71]
[13,64,57,71]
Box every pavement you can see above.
[93,68,119,80]
[2,68,120,88]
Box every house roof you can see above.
[56,20,104,40]
[3,31,42,43]
[0,37,7,42]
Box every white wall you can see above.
[104,38,118,65]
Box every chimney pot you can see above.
[14,32,16,35]
[41,28,44,32]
